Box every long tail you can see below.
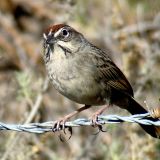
[127,97,160,138]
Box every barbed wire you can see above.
[0,113,159,133]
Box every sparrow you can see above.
[43,24,160,138]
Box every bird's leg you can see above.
[91,105,110,131]
[53,105,91,133]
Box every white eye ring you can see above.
[61,29,69,37]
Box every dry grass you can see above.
[0,0,160,159]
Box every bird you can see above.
[42,24,160,138]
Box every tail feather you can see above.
[127,97,160,139]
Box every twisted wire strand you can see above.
[0,113,159,133]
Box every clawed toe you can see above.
[52,119,67,133]
[91,113,101,127]
[91,112,107,134]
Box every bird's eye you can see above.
[62,29,69,37]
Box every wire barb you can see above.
[0,113,159,134]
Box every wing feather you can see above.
[93,52,133,96]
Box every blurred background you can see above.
[0,0,160,159]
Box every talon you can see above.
[51,105,92,134]
[68,127,73,140]
[52,119,67,133]
[91,113,101,127]
[90,105,109,133]
[98,125,107,132]
[92,124,107,135]
[51,115,74,137]
[52,122,57,132]
[91,113,103,134]
[92,125,107,135]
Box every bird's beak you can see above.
[43,33,55,63]
[43,33,56,45]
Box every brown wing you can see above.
[95,54,134,97]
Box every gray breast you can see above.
[46,59,109,105]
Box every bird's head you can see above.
[43,24,85,62]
